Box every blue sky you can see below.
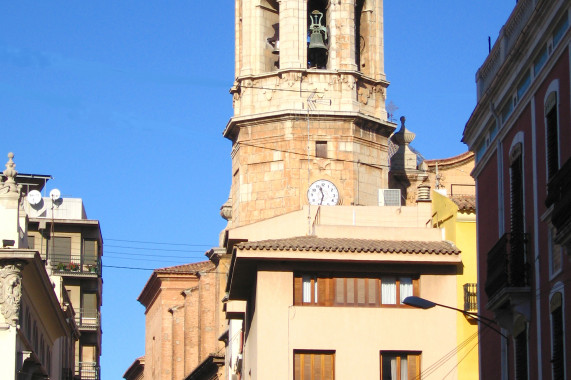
[1,1,515,378]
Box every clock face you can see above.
[307,180,339,206]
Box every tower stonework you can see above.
[225,0,395,227]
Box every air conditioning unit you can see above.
[378,189,401,206]
[236,354,243,372]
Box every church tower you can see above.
[224,0,395,227]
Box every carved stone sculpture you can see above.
[0,262,25,327]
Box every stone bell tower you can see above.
[223,0,395,227]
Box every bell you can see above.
[309,31,327,51]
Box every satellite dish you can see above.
[27,190,42,205]
[49,188,61,201]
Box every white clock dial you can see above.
[307,180,339,206]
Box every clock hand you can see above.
[319,186,325,205]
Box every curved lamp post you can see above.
[403,296,507,339]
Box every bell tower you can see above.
[224,0,394,227]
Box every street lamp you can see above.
[403,296,507,339]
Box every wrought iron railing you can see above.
[75,308,100,329]
[51,254,101,276]
[76,362,99,380]
[485,232,530,300]
[463,283,478,313]
[546,157,571,231]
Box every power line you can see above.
[105,238,211,247]
[105,250,208,259]
[105,244,210,253]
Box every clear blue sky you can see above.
[1,1,515,378]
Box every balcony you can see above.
[51,255,101,277]
[546,157,571,250]
[463,283,478,313]
[484,232,531,332]
[76,362,99,380]
[75,308,100,331]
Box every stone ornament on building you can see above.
[0,152,21,195]
[0,261,25,327]
[220,198,232,221]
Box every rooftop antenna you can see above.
[48,188,62,263]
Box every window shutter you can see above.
[52,237,72,261]
[318,278,327,306]
[510,152,524,236]
[545,93,559,179]
[514,330,528,380]
[313,353,322,380]
[294,276,302,306]
[368,278,377,305]
[552,306,564,379]
[357,278,366,304]
[346,278,355,304]
[83,239,98,265]
[294,353,302,379]
[408,354,420,379]
[323,353,334,380]
[335,278,344,305]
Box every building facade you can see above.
[463,0,571,378]
[0,152,79,380]
[26,197,104,380]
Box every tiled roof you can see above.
[237,236,460,255]
[450,195,476,211]
[155,261,215,274]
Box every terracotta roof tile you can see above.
[237,236,460,255]
[155,261,215,274]
[450,195,476,211]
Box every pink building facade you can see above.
[463,1,571,378]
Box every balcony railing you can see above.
[546,157,571,233]
[76,362,99,380]
[463,283,478,313]
[51,254,101,276]
[75,308,100,330]
[485,232,530,301]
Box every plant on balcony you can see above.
[56,262,67,271]
[86,264,98,273]
[67,263,80,272]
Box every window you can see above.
[553,14,569,47]
[549,227,563,277]
[534,46,548,76]
[509,143,526,285]
[516,72,531,100]
[380,352,421,380]
[294,275,418,307]
[294,350,334,380]
[28,235,35,249]
[545,91,559,179]
[83,239,98,266]
[316,141,327,158]
[551,293,564,380]
[52,236,71,261]
[514,327,528,380]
